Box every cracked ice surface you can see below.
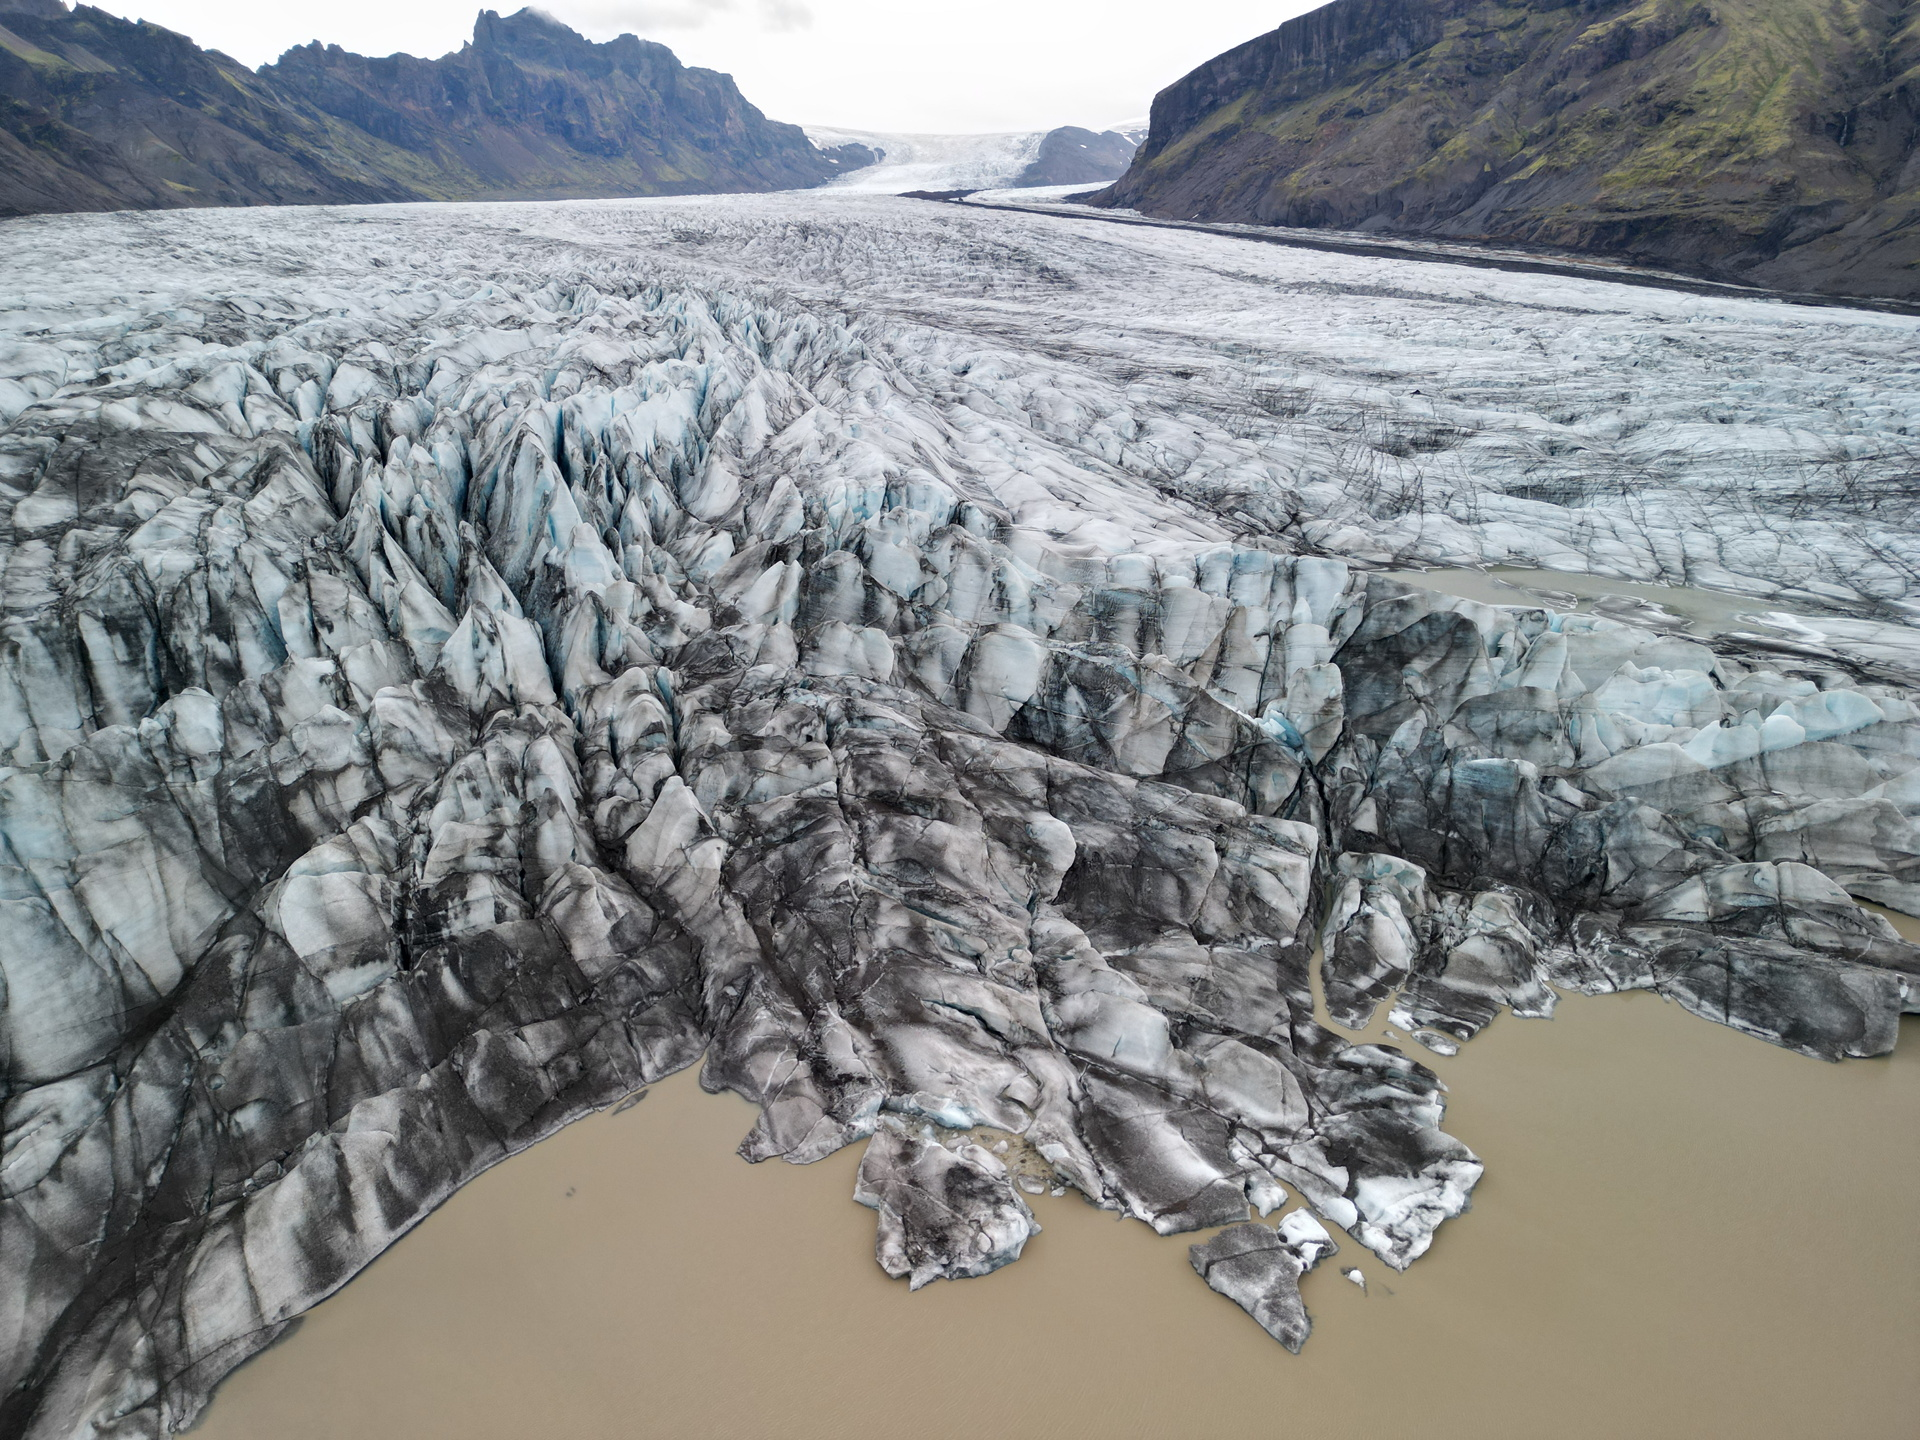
[1,193,1917,1437]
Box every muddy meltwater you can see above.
[1382,565,1776,630]
[195,566,1920,1437]
[194,986,1918,1439]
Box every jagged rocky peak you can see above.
[0,3,857,216]
[1097,0,1920,301]
[478,5,604,51]
[260,8,841,198]
[459,6,705,76]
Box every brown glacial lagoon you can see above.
[195,565,1920,1438]
[193,984,1918,1440]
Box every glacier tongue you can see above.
[1,194,1918,1437]
[803,127,1050,193]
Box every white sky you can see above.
[78,1,1328,132]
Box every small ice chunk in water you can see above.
[1411,1029,1461,1057]
[1342,1267,1367,1292]
[1277,1209,1339,1270]
[1189,1225,1315,1352]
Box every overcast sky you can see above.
[80,1,1326,132]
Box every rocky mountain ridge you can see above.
[0,2,860,216]
[1096,0,1920,301]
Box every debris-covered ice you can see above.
[854,1119,1040,1289]
[1190,1215,1339,1353]
[1,192,1917,1437]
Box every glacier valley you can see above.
[0,192,1917,1437]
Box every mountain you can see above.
[1094,0,1920,301]
[0,2,859,216]
[262,9,862,201]
[1015,125,1138,187]
[0,0,417,214]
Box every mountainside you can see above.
[0,0,417,214]
[0,1,853,216]
[1015,125,1139,187]
[263,9,857,201]
[1095,0,1920,300]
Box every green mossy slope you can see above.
[1099,0,1919,300]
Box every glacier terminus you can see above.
[0,191,1917,1437]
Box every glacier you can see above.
[802,126,1136,195]
[0,190,1918,1437]
[804,127,1054,192]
